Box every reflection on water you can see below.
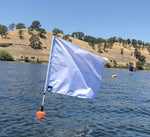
[0,62,150,137]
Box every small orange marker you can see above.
[36,111,46,119]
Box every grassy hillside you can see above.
[0,29,150,69]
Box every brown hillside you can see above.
[0,29,150,66]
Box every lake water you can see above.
[0,61,150,137]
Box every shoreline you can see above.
[1,60,150,71]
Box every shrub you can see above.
[105,63,111,68]
[0,50,14,61]
[113,60,117,67]
[145,64,150,70]
[37,58,42,63]
[24,57,29,62]
[136,61,143,70]
[68,39,72,42]
[31,56,35,59]
[62,35,69,40]
[29,34,42,49]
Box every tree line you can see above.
[0,21,46,49]
[1,21,150,49]
[0,20,150,69]
[1,21,150,46]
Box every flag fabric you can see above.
[44,36,107,99]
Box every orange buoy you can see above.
[36,111,46,119]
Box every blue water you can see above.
[0,61,150,137]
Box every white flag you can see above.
[44,36,107,99]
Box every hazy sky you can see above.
[1,0,150,42]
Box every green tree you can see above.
[68,39,72,42]
[132,39,137,48]
[71,32,84,40]
[0,50,14,61]
[120,48,124,55]
[138,55,145,64]
[123,39,128,46]
[52,28,63,35]
[134,48,141,59]
[24,56,30,62]
[134,48,145,66]
[96,37,105,43]
[29,34,42,49]
[137,40,143,45]
[142,42,145,49]
[107,37,116,48]
[37,58,42,63]
[0,24,8,36]
[145,42,150,47]
[105,63,111,68]
[29,20,41,31]
[18,30,24,39]
[117,37,123,44]
[103,42,108,51]
[16,23,26,29]
[84,35,96,43]
[62,35,69,40]
[127,38,131,44]
[113,60,117,67]
[136,61,143,70]
[98,43,103,53]
[38,28,46,38]
[8,23,15,31]
[88,42,95,49]
[91,43,95,49]
[62,35,72,42]
[121,48,124,65]
[108,37,117,42]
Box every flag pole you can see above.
[36,36,55,119]
[40,92,46,111]
[41,86,52,111]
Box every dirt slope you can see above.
[0,29,149,65]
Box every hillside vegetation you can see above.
[0,21,150,70]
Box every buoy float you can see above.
[36,111,46,119]
[112,75,117,77]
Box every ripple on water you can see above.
[0,63,150,137]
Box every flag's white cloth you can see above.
[44,36,107,99]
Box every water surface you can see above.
[0,61,150,137]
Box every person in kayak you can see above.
[129,65,133,72]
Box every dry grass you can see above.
[0,29,150,65]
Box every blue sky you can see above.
[1,0,150,42]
